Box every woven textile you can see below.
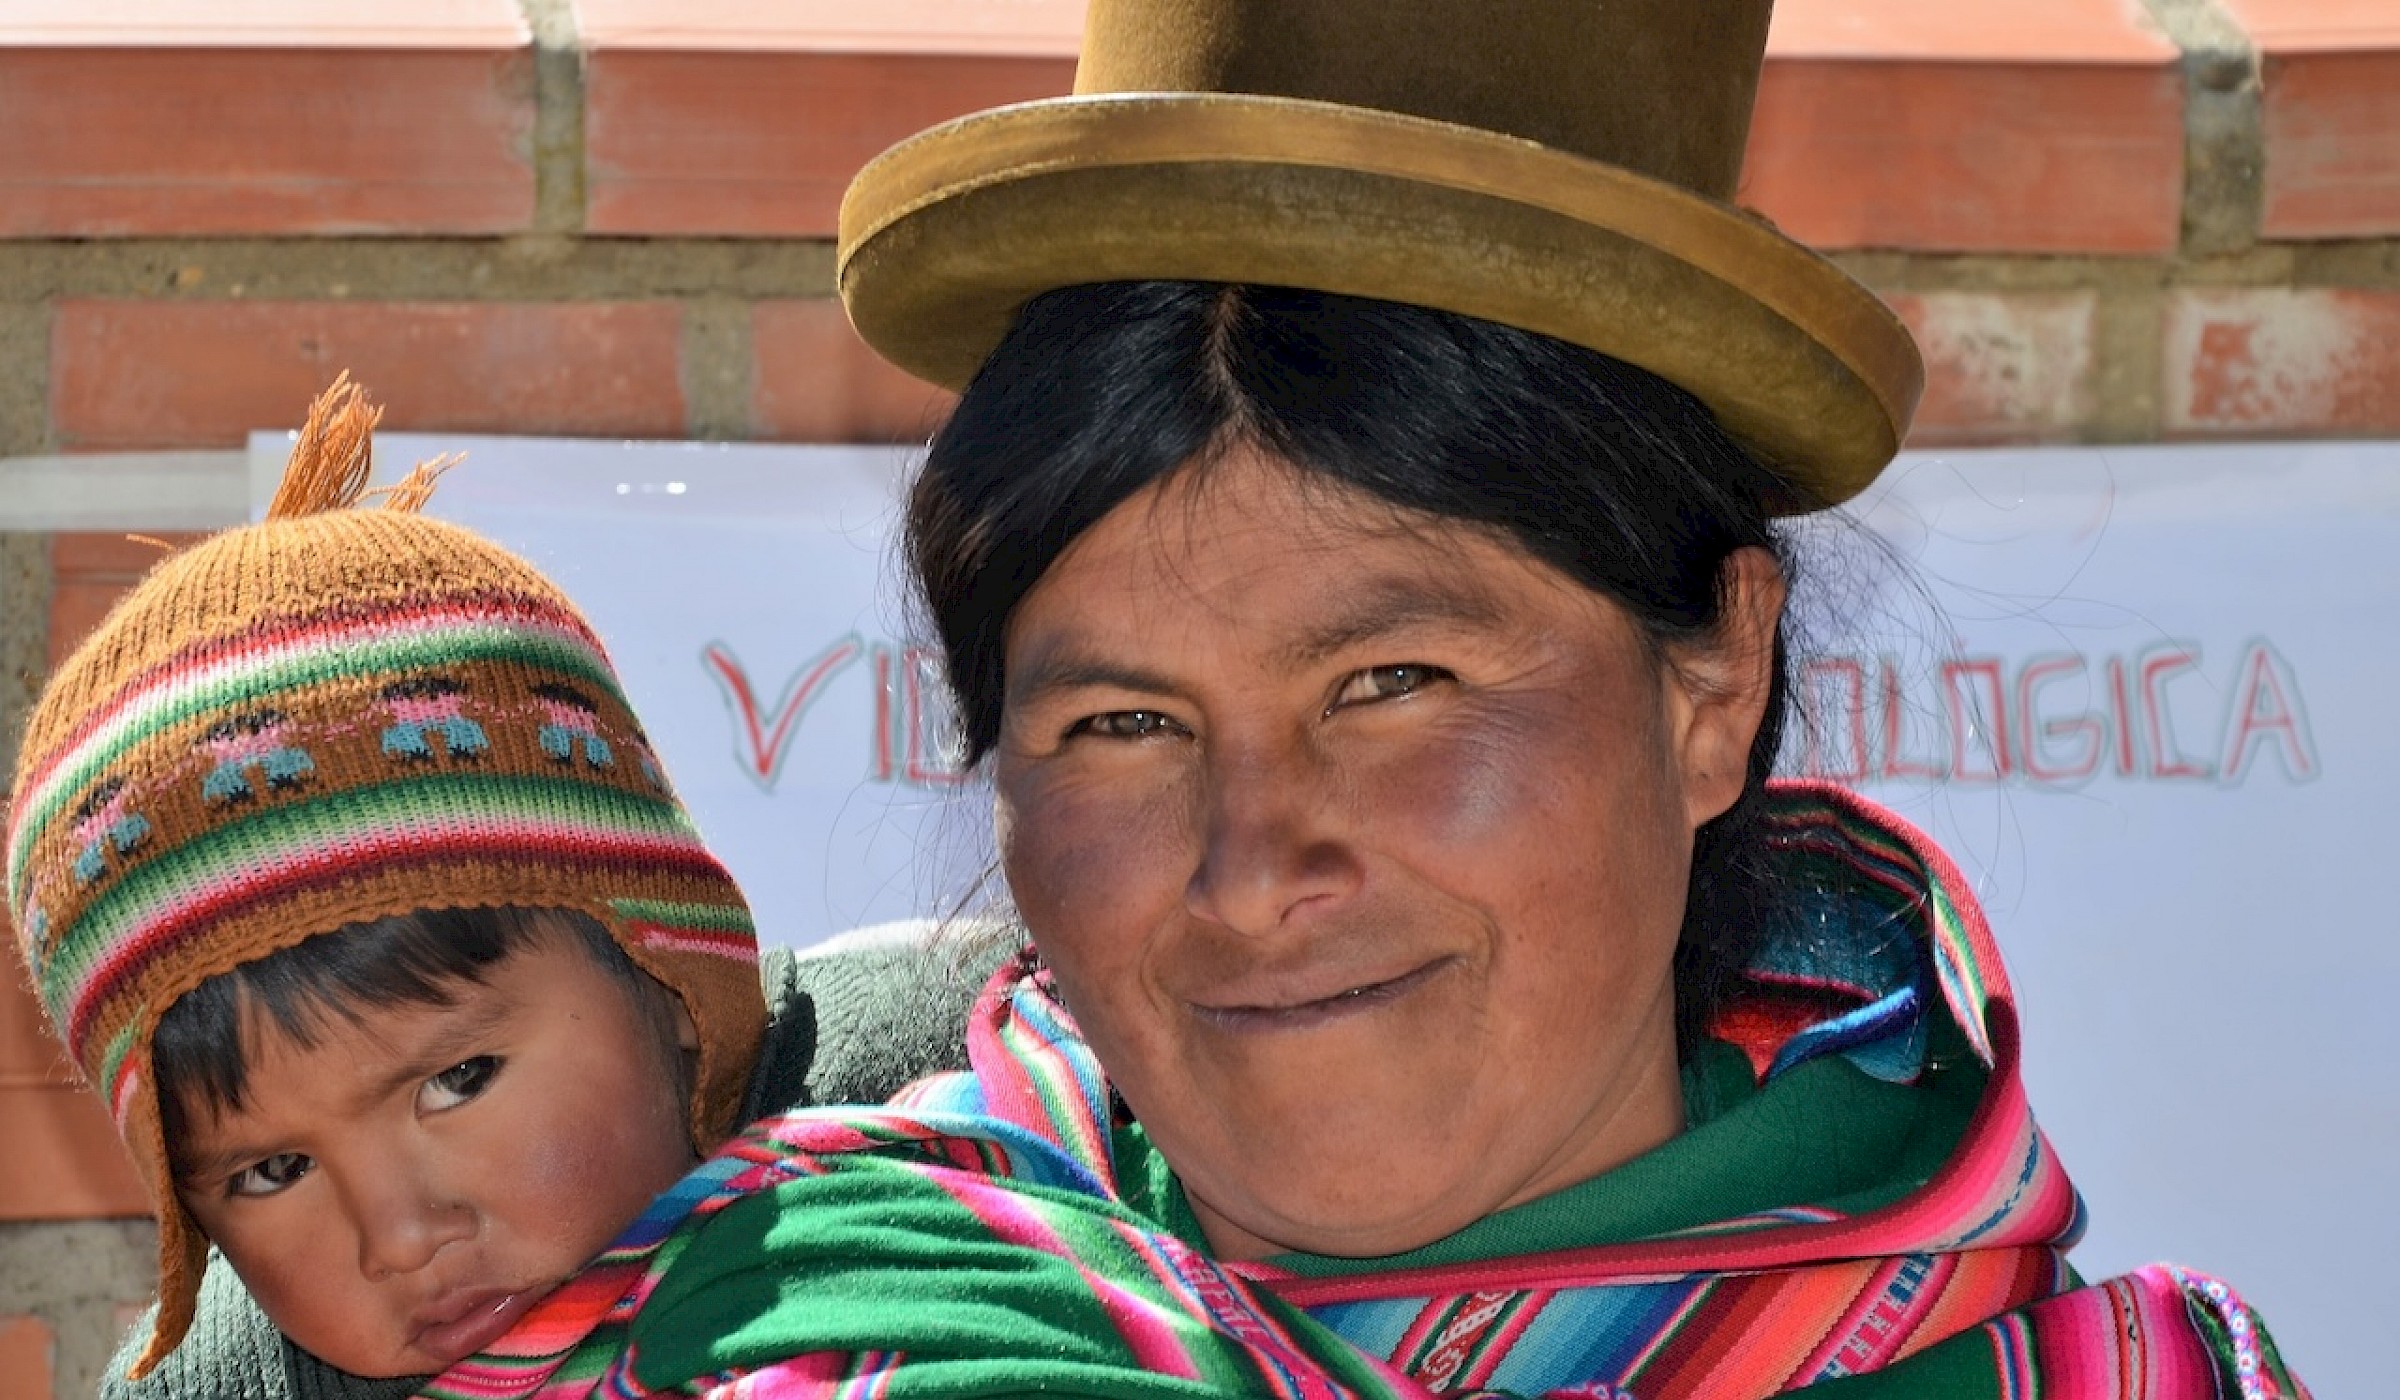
[419,785,2305,1400]
[423,979,1416,1400]
[6,498,762,1376]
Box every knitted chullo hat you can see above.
[3,379,764,1378]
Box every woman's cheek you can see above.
[1001,759,1190,933]
[1374,698,1590,851]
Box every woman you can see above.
[806,290,2294,1400]
[821,0,2306,1394]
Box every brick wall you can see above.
[3,0,2397,1396]
[2,0,2396,471]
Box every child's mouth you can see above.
[413,1285,545,1365]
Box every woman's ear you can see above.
[1668,546,1788,829]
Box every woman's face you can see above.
[994,447,1780,1260]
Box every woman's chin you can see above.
[1164,1054,1668,1261]
[1193,1169,1495,1261]
[1176,1108,1518,1259]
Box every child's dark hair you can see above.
[155,906,686,1159]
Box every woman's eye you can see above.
[1068,710,1186,740]
[420,1055,501,1112]
[1333,664,1452,708]
[228,1152,312,1198]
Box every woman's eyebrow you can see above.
[1008,654,1185,707]
[1007,578,1506,706]
[1273,579,1507,668]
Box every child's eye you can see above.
[1066,710,1188,741]
[228,1152,312,1198]
[1331,664,1453,709]
[420,1055,502,1112]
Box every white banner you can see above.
[249,432,2380,1397]
[1813,443,2388,1397]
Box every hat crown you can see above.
[1073,0,1776,199]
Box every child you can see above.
[4,380,998,1398]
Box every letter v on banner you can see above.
[701,636,865,792]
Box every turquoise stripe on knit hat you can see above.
[7,612,618,906]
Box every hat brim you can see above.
[839,93,1922,510]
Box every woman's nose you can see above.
[1182,741,1363,936]
[348,1163,476,1280]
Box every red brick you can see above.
[0,1077,149,1221]
[1748,0,2185,252]
[48,581,137,672]
[1884,292,2097,444]
[0,1,534,238]
[579,1,1078,236]
[576,0,1084,54]
[2220,0,2400,238]
[48,533,202,580]
[48,534,203,672]
[0,1315,55,1397]
[751,300,957,443]
[2165,288,2400,434]
[1,912,148,1221]
[0,913,70,1086]
[52,301,689,450]
[578,0,2186,249]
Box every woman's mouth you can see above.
[1192,957,1457,1033]
[412,1285,544,1366]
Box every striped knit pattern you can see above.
[415,786,2307,1400]
[4,508,763,1378]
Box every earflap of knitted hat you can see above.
[4,378,764,1377]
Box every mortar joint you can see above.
[2139,0,2266,260]
[517,0,588,236]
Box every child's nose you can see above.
[350,1172,476,1280]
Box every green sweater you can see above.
[100,931,1016,1400]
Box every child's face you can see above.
[171,917,701,1377]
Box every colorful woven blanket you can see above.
[421,784,2306,1400]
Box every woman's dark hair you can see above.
[907,281,1807,1059]
[154,906,677,1160]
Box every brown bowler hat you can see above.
[838,0,1924,509]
